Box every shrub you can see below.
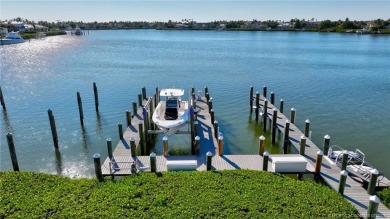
[0,170,358,218]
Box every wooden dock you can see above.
[256,94,390,218]
[100,88,389,218]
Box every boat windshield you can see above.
[166,99,177,108]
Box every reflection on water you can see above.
[81,126,89,154]
[95,111,103,135]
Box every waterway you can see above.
[1,30,389,177]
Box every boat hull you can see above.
[152,101,189,135]
[0,39,25,45]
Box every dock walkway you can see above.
[257,95,390,218]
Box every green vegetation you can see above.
[378,188,390,208]
[0,170,358,218]
[21,30,66,39]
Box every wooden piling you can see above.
[214,120,219,139]
[262,85,267,98]
[206,151,212,171]
[263,151,269,171]
[93,82,99,112]
[367,195,380,219]
[138,121,145,155]
[314,150,323,176]
[195,136,200,155]
[163,136,168,156]
[132,101,137,115]
[218,136,224,156]
[205,92,210,103]
[150,152,157,172]
[323,135,331,156]
[0,86,6,110]
[270,91,275,105]
[290,108,296,124]
[142,86,147,100]
[106,138,113,159]
[271,108,278,144]
[194,121,198,138]
[208,98,213,113]
[126,110,132,126]
[6,133,19,171]
[93,153,103,181]
[118,122,123,139]
[341,151,348,171]
[263,99,268,131]
[155,87,159,103]
[77,92,84,126]
[255,92,260,121]
[138,93,143,107]
[367,169,379,195]
[259,135,265,156]
[249,86,253,113]
[48,109,59,149]
[210,109,215,125]
[338,170,348,194]
[283,120,290,154]
[304,119,310,138]
[190,107,195,155]
[205,86,208,97]
[299,135,306,155]
[280,99,284,114]
[130,137,136,157]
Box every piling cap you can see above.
[150,152,156,157]
[342,150,348,155]
[107,138,112,141]
[259,135,265,140]
[370,195,380,203]
[206,151,212,156]
[300,135,307,140]
[210,109,214,112]
[317,150,323,156]
[280,99,284,101]
[305,119,310,123]
[214,120,218,124]
[256,91,259,94]
[130,137,135,141]
[263,151,269,156]
[209,97,213,101]
[324,134,330,139]
[6,132,12,137]
[340,170,348,176]
[291,108,296,111]
[162,136,168,141]
[138,120,143,124]
[218,136,223,140]
[285,120,290,124]
[370,169,379,175]
[264,98,267,102]
[93,153,100,159]
[273,108,277,111]
[195,136,200,140]
[194,121,198,125]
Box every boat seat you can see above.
[165,108,178,120]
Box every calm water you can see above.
[1,30,389,177]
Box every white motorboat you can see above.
[328,145,384,183]
[152,88,189,136]
[0,32,25,45]
[74,26,83,35]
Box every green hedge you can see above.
[378,188,390,208]
[0,170,358,218]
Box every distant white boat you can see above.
[0,32,25,45]
[152,88,189,136]
[74,26,83,35]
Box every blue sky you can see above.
[1,1,389,22]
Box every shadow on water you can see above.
[95,111,103,135]
[2,110,14,133]
[54,148,63,176]
[81,126,89,153]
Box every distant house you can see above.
[277,22,291,29]
[218,24,226,31]
[10,21,26,32]
[35,24,49,32]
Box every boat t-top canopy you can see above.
[160,89,185,97]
